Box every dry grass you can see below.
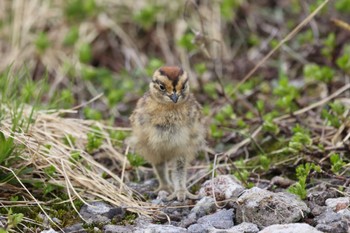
[0,104,158,222]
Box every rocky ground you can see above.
[41,175,350,233]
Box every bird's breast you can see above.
[147,121,190,150]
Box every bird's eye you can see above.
[159,84,166,91]
[182,84,187,90]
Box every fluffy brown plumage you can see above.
[128,66,205,201]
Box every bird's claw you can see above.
[165,189,200,202]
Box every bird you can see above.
[128,66,206,201]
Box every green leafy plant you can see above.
[321,101,345,128]
[336,53,350,73]
[133,6,160,30]
[203,83,218,99]
[303,63,335,83]
[262,118,279,135]
[35,32,50,54]
[297,29,313,45]
[336,45,350,74]
[145,58,164,77]
[63,26,79,46]
[321,33,336,60]
[70,150,82,163]
[194,63,207,76]
[64,0,98,22]
[44,165,56,177]
[214,104,235,124]
[330,153,346,174]
[0,132,15,165]
[288,125,312,151]
[86,128,103,153]
[233,159,251,186]
[127,153,146,167]
[79,43,92,63]
[177,32,196,51]
[63,134,76,147]
[33,181,63,196]
[335,0,350,13]
[289,163,321,199]
[259,154,271,171]
[273,72,300,113]
[83,107,102,120]
[1,209,24,232]
[210,123,224,139]
[220,0,243,19]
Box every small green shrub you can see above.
[127,153,146,167]
[303,63,335,83]
[330,153,346,174]
[289,163,321,199]
[35,32,50,54]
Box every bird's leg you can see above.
[166,156,199,201]
[153,161,173,193]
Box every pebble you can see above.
[258,223,323,233]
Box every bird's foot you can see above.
[165,189,200,202]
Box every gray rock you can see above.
[338,208,350,219]
[63,223,86,232]
[307,183,338,206]
[308,202,328,217]
[128,179,158,195]
[325,197,349,212]
[188,223,212,233]
[180,196,217,228]
[180,212,197,228]
[199,175,245,201]
[315,209,342,224]
[188,209,234,233]
[134,215,153,227]
[208,222,259,233]
[191,196,217,218]
[198,209,234,229]
[315,209,349,233]
[235,187,309,228]
[134,223,188,233]
[79,202,125,224]
[103,225,134,233]
[258,223,323,233]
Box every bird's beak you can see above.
[170,92,179,103]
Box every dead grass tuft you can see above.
[0,104,157,219]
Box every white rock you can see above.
[199,175,245,201]
[209,222,259,233]
[40,229,58,233]
[325,197,349,212]
[258,223,323,233]
[86,202,112,214]
[235,187,309,228]
[134,224,187,233]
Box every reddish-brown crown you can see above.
[158,66,184,80]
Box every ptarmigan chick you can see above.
[129,66,205,201]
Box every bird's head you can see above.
[149,66,190,104]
